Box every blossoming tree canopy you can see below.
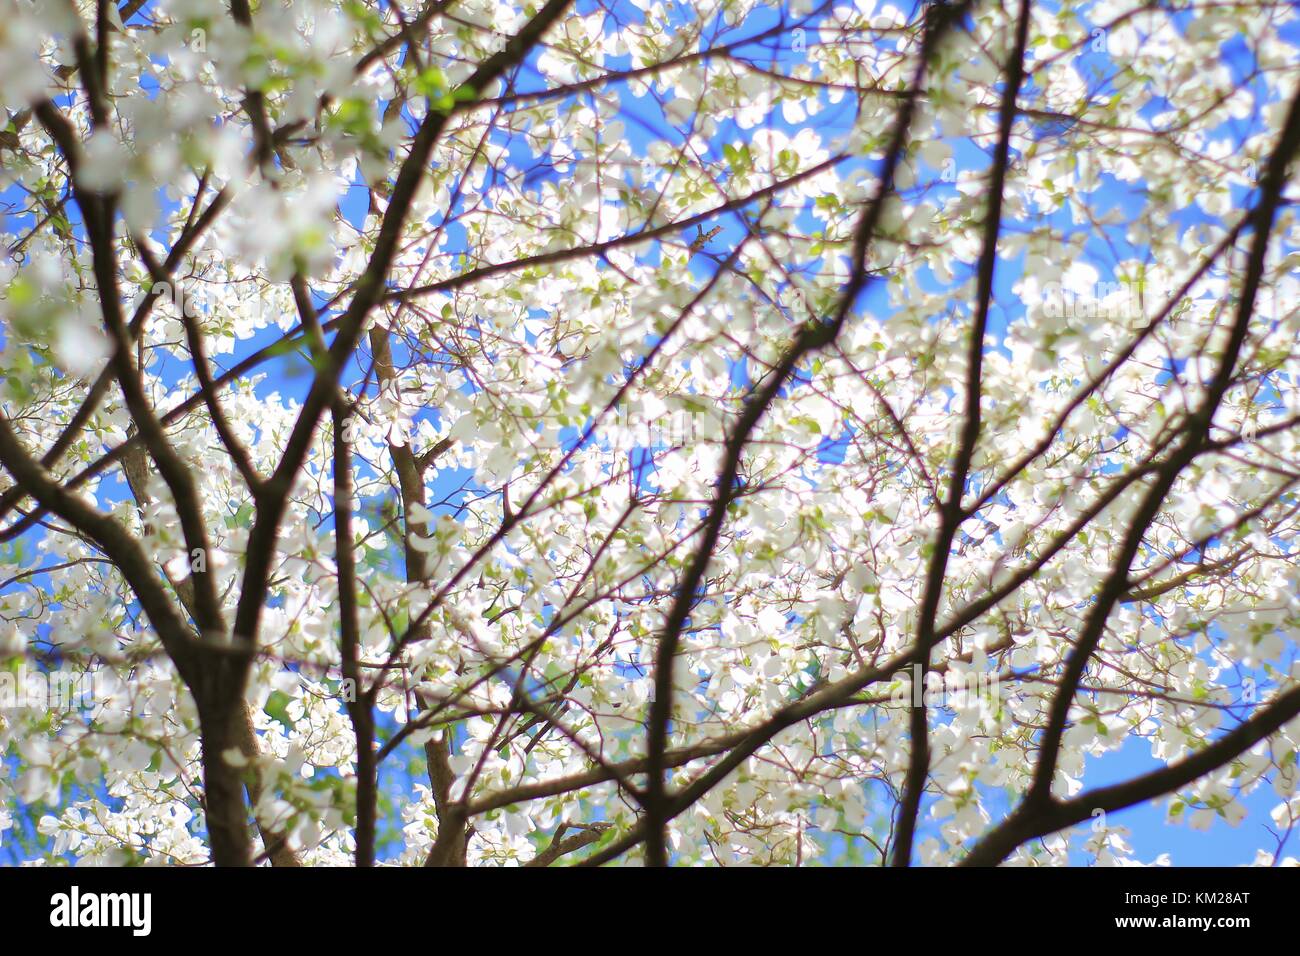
[1,0,1299,867]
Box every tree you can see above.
[1,0,1299,868]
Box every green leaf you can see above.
[264,691,295,732]
[413,66,449,99]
